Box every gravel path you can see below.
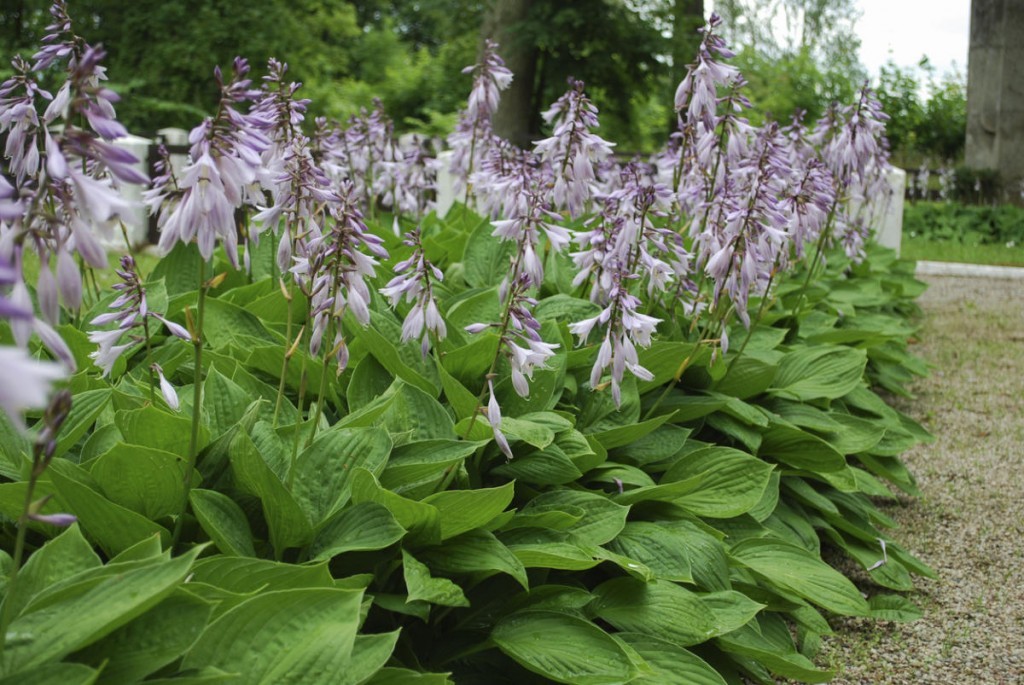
[822,274,1024,684]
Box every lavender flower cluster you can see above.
[0,4,896,465]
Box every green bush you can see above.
[904,201,1024,246]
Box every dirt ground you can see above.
[820,274,1024,684]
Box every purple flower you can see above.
[533,79,614,218]
[155,58,270,268]
[380,228,446,356]
[154,364,180,411]
[0,346,65,429]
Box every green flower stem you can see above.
[273,281,294,428]
[718,272,776,386]
[0,466,38,653]
[171,257,208,550]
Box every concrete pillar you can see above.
[966,0,1024,204]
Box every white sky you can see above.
[855,0,970,78]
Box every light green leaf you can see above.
[759,424,846,473]
[290,426,392,524]
[617,633,727,685]
[402,550,468,607]
[228,432,312,555]
[591,578,717,646]
[350,468,441,545]
[417,529,528,588]
[4,524,101,620]
[770,346,867,401]
[423,481,514,540]
[0,662,98,685]
[115,406,209,459]
[337,631,401,685]
[380,439,483,498]
[524,490,628,545]
[54,389,111,458]
[729,538,870,616]
[190,489,256,557]
[462,220,515,288]
[47,460,170,557]
[0,547,200,678]
[70,589,213,685]
[587,411,676,450]
[182,588,364,684]
[492,611,637,685]
[308,502,406,561]
[90,442,197,521]
[189,557,334,593]
[605,522,693,583]
[663,446,775,518]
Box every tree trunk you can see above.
[481,0,537,147]
[966,0,1024,204]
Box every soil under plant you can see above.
[822,274,1024,684]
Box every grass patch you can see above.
[900,235,1024,267]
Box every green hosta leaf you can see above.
[492,611,637,685]
[53,389,110,458]
[501,529,600,571]
[611,424,691,467]
[357,319,439,396]
[663,446,775,518]
[617,633,727,685]
[634,342,708,392]
[89,443,197,521]
[611,474,704,506]
[591,578,717,646]
[0,547,201,678]
[712,349,779,399]
[524,490,628,545]
[338,631,402,685]
[759,424,846,473]
[189,489,256,557]
[0,662,98,685]
[402,550,469,607]
[492,443,582,485]
[4,524,101,620]
[365,668,452,685]
[202,297,280,348]
[422,481,515,540]
[716,617,833,682]
[436,360,478,420]
[308,502,406,561]
[47,460,170,557]
[418,529,528,589]
[606,522,694,583]
[190,557,333,593]
[700,590,765,636]
[70,589,213,685]
[203,368,252,439]
[729,538,869,616]
[500,504,584,532]
[380,439,484,498]
[499,417,555,450]
[182,588,364,683]
[769,346,867,401]
[348,355,395,412]
[350,468,441,545]
[867,594,923,622]
[115,405,209,459]
[587,411,676,450]
[228,432,312,555]
[378,382,456,444]
[462,219,515,288]
[150,241,201,296]
[290,426,392,524]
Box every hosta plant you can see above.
[0,5,933,684]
